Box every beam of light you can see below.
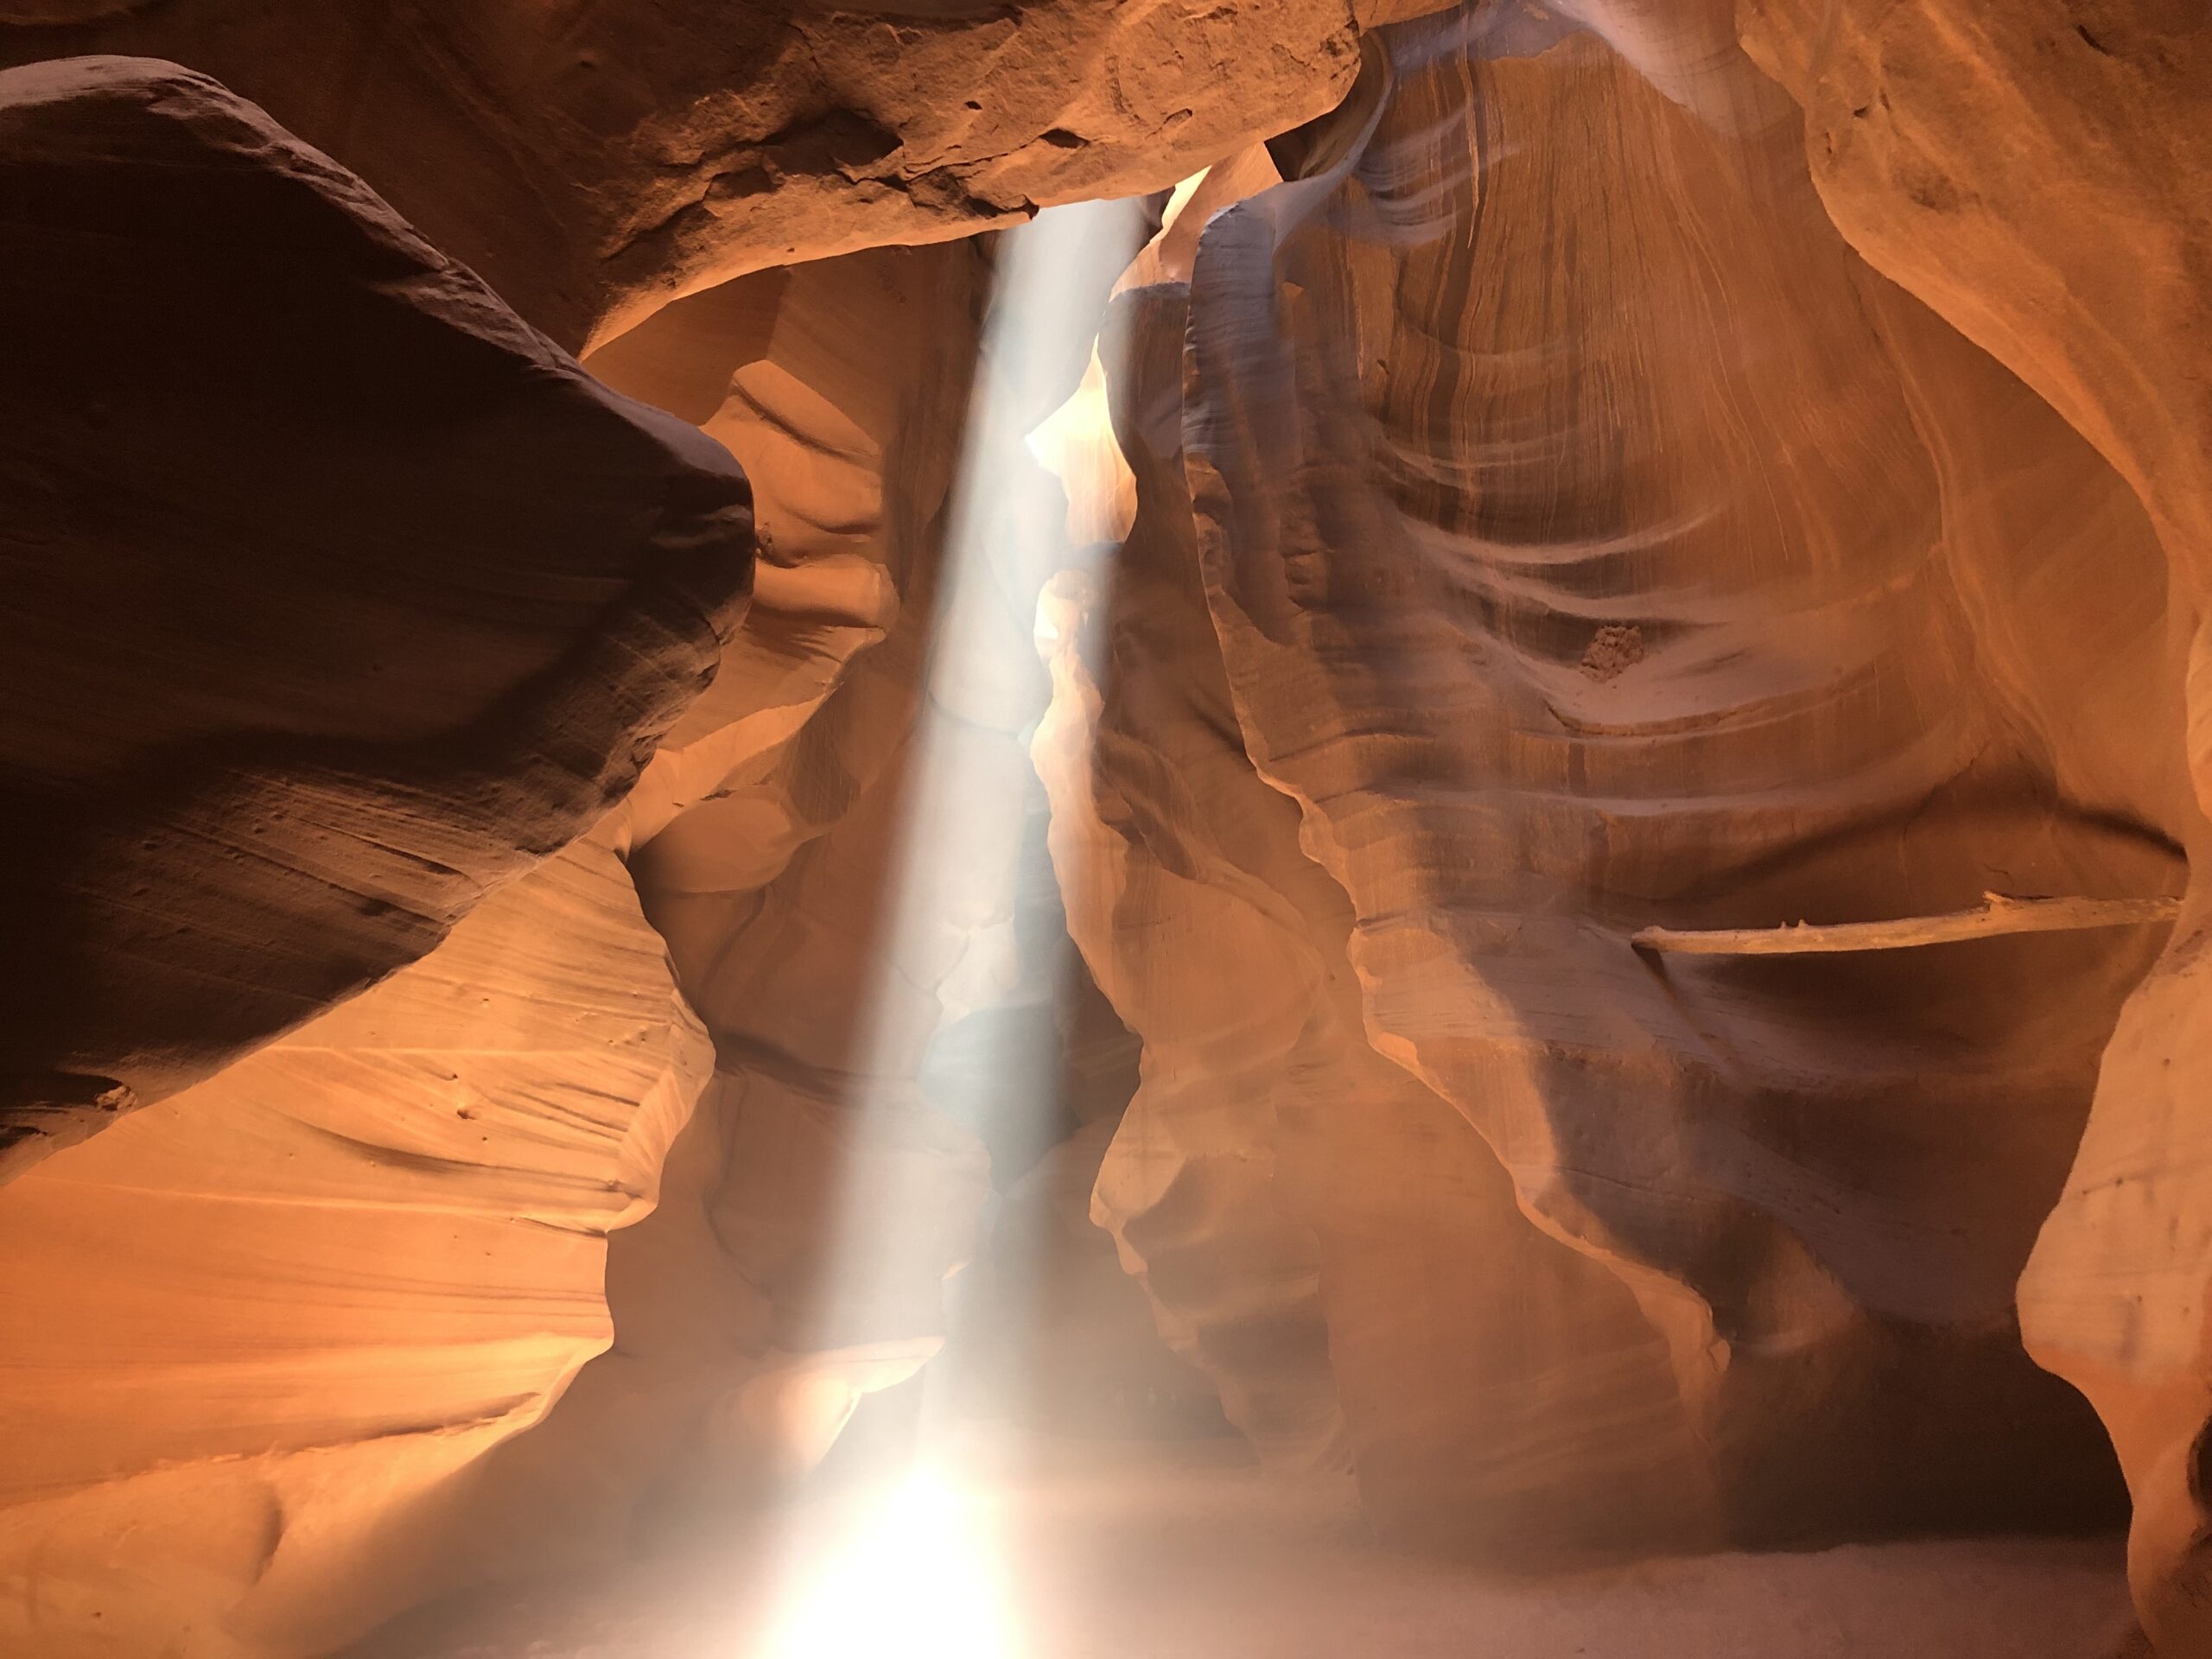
[760,1465,1014,1659]
[749,193,1151,1657]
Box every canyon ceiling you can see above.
[2,3,2209,1656]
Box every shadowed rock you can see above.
[0,3,1390,349]
[0,56,755,1179]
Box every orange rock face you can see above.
[0,57,753,1179]
[0,4,1372,350]
[4,4,2212,1656]
[1173,9,2187,1547]
[0,835,713,1655]
[1736,3,2212,1647]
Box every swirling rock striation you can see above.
[0,836,714,1658]
[0,56,753,1180]
[1737,3,2212,1647]
[1034,272,1709,1537]
[410,227,1172,1578]
[0,3,1382,350]
[1174,8,2179,1548]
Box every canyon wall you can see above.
[0,55,753,1179]
[1173,4,2183,1545]
[3,3,2211,1654]
[0,11,1365,1643]
[1737,3,2212,1649]
[1007,2,2199,1572]
[0,1,1377,350]
[0,833,714,1656]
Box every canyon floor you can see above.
[351,1430,2140,1659]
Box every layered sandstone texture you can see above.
[1008,4,2193,1568]
[0,1,1395,350]
[5,3,2212,1657]
[1735,3,2212,1650]
[0,54,763,1659]
[0,56,753,1179]
[336,217,1182,1612]
[0,834,714,1656]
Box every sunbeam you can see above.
[751,193,1150,1657]
[762,1464,1015,1659]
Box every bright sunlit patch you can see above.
[1025,341,1135,546]
[1160,166,1211,234]
[762,1467,1018,1659]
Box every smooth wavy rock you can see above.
[0,836,713,1658]
[1032,467,1348,1469]
[652,224,1116,1459]
[1738,3,2212,1645]
[1033,278,1713,1535]
[358,226,1167,1596]
[0,56,754,1180]
[408,238,1066,1566]
[1737,1,2212,584]
[0,5,1380,349]
[1179,11,2179,1547]
[628,247,999,1415]
[590,247,956,891]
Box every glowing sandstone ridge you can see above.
[0,3,2209,1656]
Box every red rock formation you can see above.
[0,184,1161,1651]
[372,228,1161,1595]
[0,4,1378,350]
[1033,276,1705,1530]
[0,56,753,1179]
[621,241,995,1434]
[0,836,711,1656]
[1173,9,2174,1546]
[1033,537,1350,1471]
[5,5,2211,1654]
[1738,3,2212,1647]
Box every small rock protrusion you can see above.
[1580,623,1645,681]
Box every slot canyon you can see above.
[2,3,2209,1655]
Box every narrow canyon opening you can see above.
[4,5,2210,1658]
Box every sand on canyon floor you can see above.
[351,1430,2140,1659]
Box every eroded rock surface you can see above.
[0,5,1376,349]
[385,227,1173,1589]
[5,4,2211,1654]
[0,837,712,1657]
[1171,9,2176,1546]
[1737,3,2212,1645]
[0,56,753,1179]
